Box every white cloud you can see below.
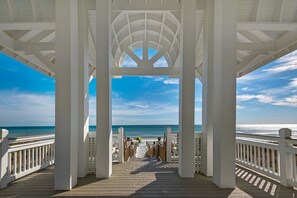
[0,91,55,126]
[263,64,297,74]
[289,78,297,88]
[272,96,297,108]
[163,79,179,85]
[236,105,245,110]
[237,94,273,103]
[241,87,250,91]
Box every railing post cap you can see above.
[166,127,171,133]
[279,128,292,138]
[0,129,8,139]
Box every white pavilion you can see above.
[0,0,297,191]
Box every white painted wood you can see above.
[108,0,181,11]
[279,128,292,186]
[23,150,26,171]
[237,22,297,31]
[178,0,196,178]
[96,0,112,178]
[212,0,237,188]
[0,22,55,30]
[112,67,179,76]
[0,129,9,189]
[77,0,90,178]
[201,0,214,177]
[55,0,79,190]
[166,128,172,162]
[118,128,124,163]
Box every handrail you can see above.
[0,129,55,188]
[8,134,55,145]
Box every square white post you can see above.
[166,127,172,162]
[279,128,293,186]
[0,129,9,189]
[96,0,112,178]
[212,0,237,188]
[201,0,214,177]
[55,0,79,190]
[77,0,90,178]
[178,0,196,178]
[118,128,124,163]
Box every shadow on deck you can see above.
[0,158,296,197]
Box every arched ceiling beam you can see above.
[148,47,167,65]
[117,29,174,52]
[122,46,142,65]
[113,18,178,42]
[117,33,176,66]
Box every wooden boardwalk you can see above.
[0,158,296,198]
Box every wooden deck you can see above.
[0,158,296,198]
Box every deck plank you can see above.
[0,158,296,197]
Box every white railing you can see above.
[236,128,297,187]
[88,127,125,174]
[0,129,55,188]
[165,128,202,173]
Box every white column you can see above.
[201,0,214,177]
[96,0,112,178]
[77,0,90,178]
[212,0,237,188]
[55,0,79,190]
[178,0,196,178]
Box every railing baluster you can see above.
[42,146,45,163]
[272,149,275,175]
[262,147,265,170]
[8,152,11,176]
[35,147,38,166]
[243,144,246,163]
[257,146,261,168]
[267,148,270,172]
[24,150,27,170]
[18,151,22,173]
[39,146,41,165]
[28,149,31,169]
[253,146,257,166]
[240,143,243,161]
[13,152,17,175]
[45,145,47,163]
[250,145,253,165]
[32,147,35,168]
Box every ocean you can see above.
[1,124,297,138]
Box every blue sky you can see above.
[0,49,296,126]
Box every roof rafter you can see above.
[14,41,54,53]
[237,22,297,31]
[0,22,55,30]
